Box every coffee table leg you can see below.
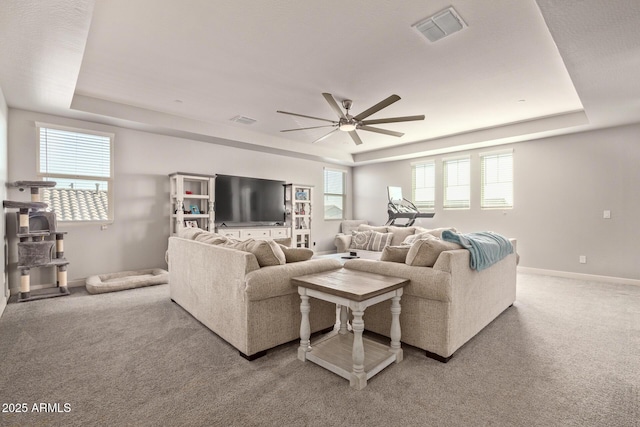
[390,293,403,363]
[350,308,367,390]
[298,288,311,361]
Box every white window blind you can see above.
[443,156,470,209]
[37,124,114,222]
[481,150,513,208]
[411,161,435,210]
[324,168,346,220]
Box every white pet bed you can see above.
[86,268,169,294]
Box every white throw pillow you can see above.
[366,231,393,251]
[350,230,373,250]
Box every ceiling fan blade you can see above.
[353,94,401,121]
[322,93,347,119]
[312,128,339,144]
[358,125,404,137]
[361,115,425,125]
[277,110,336,123]
[348,131,363,145]
[281,125,336,133]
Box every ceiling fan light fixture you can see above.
[339,122,356,132]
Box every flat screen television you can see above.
[215,175,286,225]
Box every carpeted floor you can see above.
[0,273,638,427]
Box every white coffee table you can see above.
[292,268,407,390]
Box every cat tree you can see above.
[4,181,70,302]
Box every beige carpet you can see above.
[0,273,638,426]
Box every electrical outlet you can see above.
[100,225,108,231]
[579,255,587,264]
[603,210,611,219]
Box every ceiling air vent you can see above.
[413,7,467,43]
[230,115,257,125]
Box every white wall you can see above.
[7,109,352,292]
[353,124,640,281]
[0,87,7,315]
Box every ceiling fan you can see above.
[277,93,425,145]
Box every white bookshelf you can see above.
[169,172,215,235]
[285,184,313,249]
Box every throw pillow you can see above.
[195,232,228,245]
[387,226,416,246]
[366,231,393,251]
[402,232,438,246]
[222,238,286,267]
[380,245,411,263]
[405,238,463,267]
[178,227,205,240]
[350,230,373,250]
[278,244,314,263]
[413,226,458,239]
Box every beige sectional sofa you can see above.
[335,222,517,362]
[168,228,341,360]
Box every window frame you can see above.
[411,160,435,210]
[36,122,115,223]
[443,155,471,209]
[323,168,346,220]
[480,149,513,209]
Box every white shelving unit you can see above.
[169,172,215,235]
[285,184,313,249]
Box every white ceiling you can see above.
[1,0,639,165]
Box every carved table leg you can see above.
[339,305,348,335]
[350,308,367,390]
[298,288,311,361]
[390,293,403,363]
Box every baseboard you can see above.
[517,266,640,287]
[0,295,7,317]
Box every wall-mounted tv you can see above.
[215,175,286,225]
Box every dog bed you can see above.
[86,268,169,294]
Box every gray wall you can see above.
[0,88,7,315]
[6,109,352,292]
[353,124,640,281]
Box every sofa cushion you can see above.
[350,230,373,250]
[380,245,411,263]
[366,231,393,251]
[406,238,463,267]
[341,220,368,236]
[279,245,314,263]
[222,238,286,267]
[358,224,389,233]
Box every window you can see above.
[443,156,470,209]
[37,123,114,222]
[411,161,435,210]
[324,168,346,220]
[481,150,513,208]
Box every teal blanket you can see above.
[441,230,513,271]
